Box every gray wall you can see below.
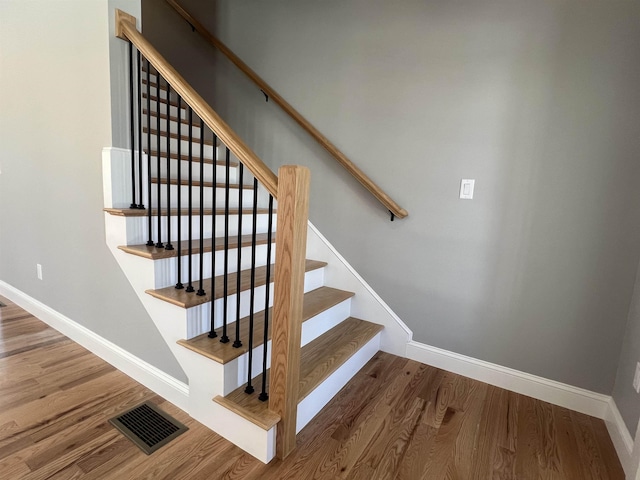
[614,262,640,433]
[0,0,186,382]
[142,0,640,397]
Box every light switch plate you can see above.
[460,179,475,199]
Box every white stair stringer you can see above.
[104,147,278,461]
[102,147,411,463]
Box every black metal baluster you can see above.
[220,147,231,344]
[197,118,205,296]
[165,83,174,251]
[175,97,184,289]
[155,76,164,249]
[259,195,274,402]
[233,164,244,348]
[146,60,153,246]
[136,50,143,209]
[128,42,137,209]
[244,177,259,394]
[208,133,218,338]
[186,107,195,293]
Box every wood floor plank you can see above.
[0,297,624,479]
[571,409,612,480]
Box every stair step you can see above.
[150,177,253,190]
[118,233,272,260]
[146,259,327,309]
[213,318,384,429]
[142,77,169,92]
[144,127,217,147]
[146,150,237,167]
[177,286,355,364]
[144,109,200,128]
[143,93,183,110]
[103,207,272,217]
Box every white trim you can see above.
[406,340,610,419]
[0,280,189,411]
[306,221,412,357]
[605,398,635,478]
[307,222,412,339]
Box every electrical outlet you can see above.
[36,264,43,280]
[633,362,640,393]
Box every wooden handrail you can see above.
[165,0,408,220]
[115,10,278,198]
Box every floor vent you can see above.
[109,402,188,454]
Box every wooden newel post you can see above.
[270,165,310,459]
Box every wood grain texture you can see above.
[164,1,408,219]
[146,149,236,167]
[143,108,199,128]
[178,286,354,364]
[119,232,272,260]
[116,11,279,197]
[0,297,623,479]
[103,206,271,217]
[213,317,383,430]
[270,166,310,458]
[150,177,250,189]
[142,127,217,147]
[146,259,327,309]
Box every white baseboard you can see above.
[605,398,635,478]
[0,280,189,411]
[406,340,610,419]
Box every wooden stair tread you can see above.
[146,259,327,309]
[142,93,182,109]
[150,177,253,189]
[118,233,272,260]
[146,150,237,167]
[213,318,383,429]
[143,127,217,147]
[103,207,273,217]
[144,109,200,128]
[142,78,169,92]
[177,286,355,364]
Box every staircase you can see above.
[103,10,410,463]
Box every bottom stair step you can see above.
[213,317,384,430]
[177,286,355,364]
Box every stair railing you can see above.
[116,9,307,458]
[165,0,408,221]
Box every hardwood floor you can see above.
[0,296,624,479]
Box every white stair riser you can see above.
[150,159,238,184]
[226,298,353,394]
[146,132,216,158]
[142,214,278,245]
[144,115,211,142]
[152,243,274,289]
[296,333,381,433]
[150,184,256,210]
[185,268,325,338]
[144,99,185,120]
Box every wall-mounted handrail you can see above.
[116,10,278,198]
[165,0,408,220]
